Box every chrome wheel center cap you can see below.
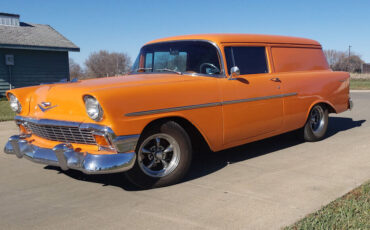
[155,151,163,159]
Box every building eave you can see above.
[0,44,80,52]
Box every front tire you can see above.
[125,121,192,188]
[302,104,329,142]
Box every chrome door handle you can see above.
[270,77,281,82]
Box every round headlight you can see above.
[84,95,103,121]
[8,93,22,113]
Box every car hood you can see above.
[16,74,201,122]
[71,74,194,91]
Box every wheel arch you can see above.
[305,100,336,122]
[138,116,212,153]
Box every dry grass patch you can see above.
[0,100,15,121]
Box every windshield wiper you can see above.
[132,67,182,75]
[155,68,182,75]
[133,67,153,72]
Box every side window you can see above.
[145,53,153,72]
[224,46,268,75]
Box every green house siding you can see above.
[0,49,69,96]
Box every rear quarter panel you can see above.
[277,70,350,132]
[270,45,349,132]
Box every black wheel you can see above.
[125,121,192,188]
[302,104,329,142]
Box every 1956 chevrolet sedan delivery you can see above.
[4,34,352,188]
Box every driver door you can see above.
[221,45,284,146]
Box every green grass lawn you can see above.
[0,100,15,121]
[285,181,370,230]
[350,79,370,90]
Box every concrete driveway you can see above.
[0,92,369,230]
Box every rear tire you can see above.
[302,104,329,142]
[125,121,192,189]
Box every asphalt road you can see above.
[0,92,369,230]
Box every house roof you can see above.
[0,12,20,17]
[0,22,80,52]
[147,34,321,47]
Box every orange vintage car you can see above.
[4,34,352,188]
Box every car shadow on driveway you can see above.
[326,117,365,138]
[44,117,365,191]
[186,117,365,183]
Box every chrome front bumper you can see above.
[4,135,137,174]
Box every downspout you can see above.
[8,66,12,89]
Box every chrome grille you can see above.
[26,122,97,145]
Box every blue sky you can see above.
[3,0,370,65]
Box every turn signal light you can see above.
[18,124,30,135]
[93,134,110,147]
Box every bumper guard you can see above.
[349,98,354,110]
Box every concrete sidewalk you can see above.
[0,92,369,230]
[350,89,370,93]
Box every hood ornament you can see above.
[38,102,57,112]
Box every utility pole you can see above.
[347,45,352,72]
[348,45,351,57]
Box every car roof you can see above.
[146,33,321,47]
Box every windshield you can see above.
[131,41,221,76]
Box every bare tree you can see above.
[69,58,85,79]
[324,49,365,72]
[85,50,132,78]
[333,54,364,73]
[323,49,346,69]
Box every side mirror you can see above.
[229,66,240,80]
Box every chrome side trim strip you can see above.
[125,92,298,116]
[126,102,222,117]
[222,92,297,105]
